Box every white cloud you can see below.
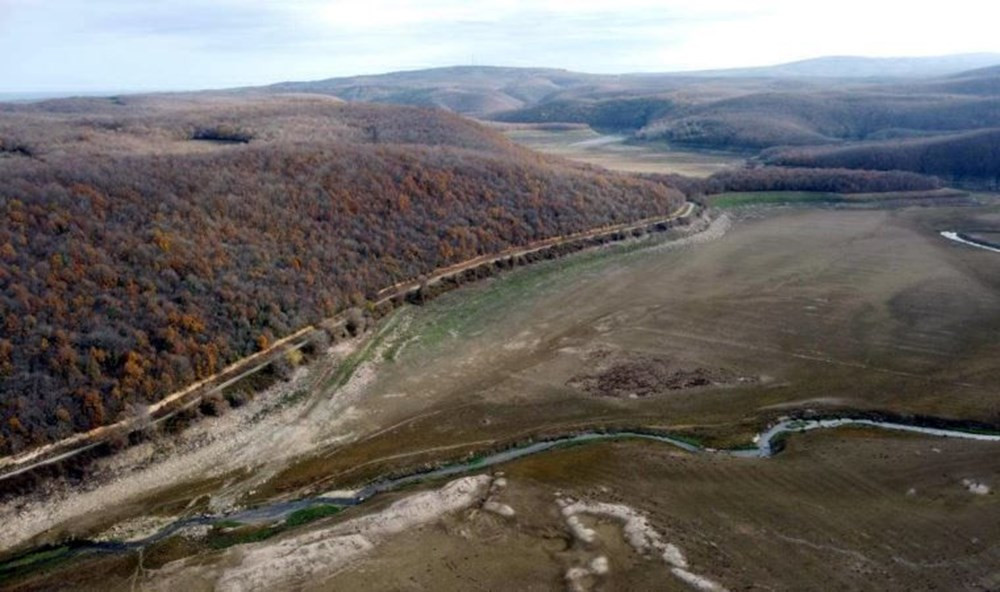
[1,0,999,91]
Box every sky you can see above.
[2,0,1000,93]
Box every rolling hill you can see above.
[258,66,606,116]
[0,94,684,454]
[261,61,1000,185]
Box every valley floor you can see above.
[498,125,745,177]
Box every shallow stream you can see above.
[11,415,997,564]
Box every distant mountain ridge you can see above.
[251,54,1000,117]
[260,66,605,116]
[685,53,1000,79]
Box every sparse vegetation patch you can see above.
[567,351,754,398]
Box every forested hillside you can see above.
[633,92,1000,150]
[763,129,1000,187]
[0,95,684,454]
[491,97,677,131]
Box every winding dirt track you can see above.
[0,202,699,483]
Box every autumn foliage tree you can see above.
[0,96,685,454]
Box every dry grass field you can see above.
[499,125,745,176]
[317,432,1000,592]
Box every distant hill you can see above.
[260,66,607,116]
[914,64,1000,95]
[763,128,1000,187]
[247,59,1000,187]
[686,54,1000,79]
[635,91,1000,149]
[251,55,1000,119]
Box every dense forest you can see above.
[631,92,1000,150]
[763,129,1000,187]
[639,167,941,200]
[492,97,677,131]
[705,166,942,194]
[0,96,684,454]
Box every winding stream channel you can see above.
[940,231,1000,253]
[6,416,999,569]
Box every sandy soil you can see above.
[145,475,492,591]
[557,497,728,591]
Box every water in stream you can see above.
[6,417,1000,566]
[940,231,1000,253]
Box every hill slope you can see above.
[0,95,684,453]
[250,54,1000,119]
[763,128,1000,186]
[260,66,606,116]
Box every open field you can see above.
[498,125,745,176]
[3,201,1000,588]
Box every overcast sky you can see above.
[3,0,1000,92]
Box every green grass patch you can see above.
[284,504,342,528]
[325,311,403,390]
[709,191,841,209]
[394,237,663,353]
[0,545,77,585]
[0,546,72,574]
[206,524,284,550]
